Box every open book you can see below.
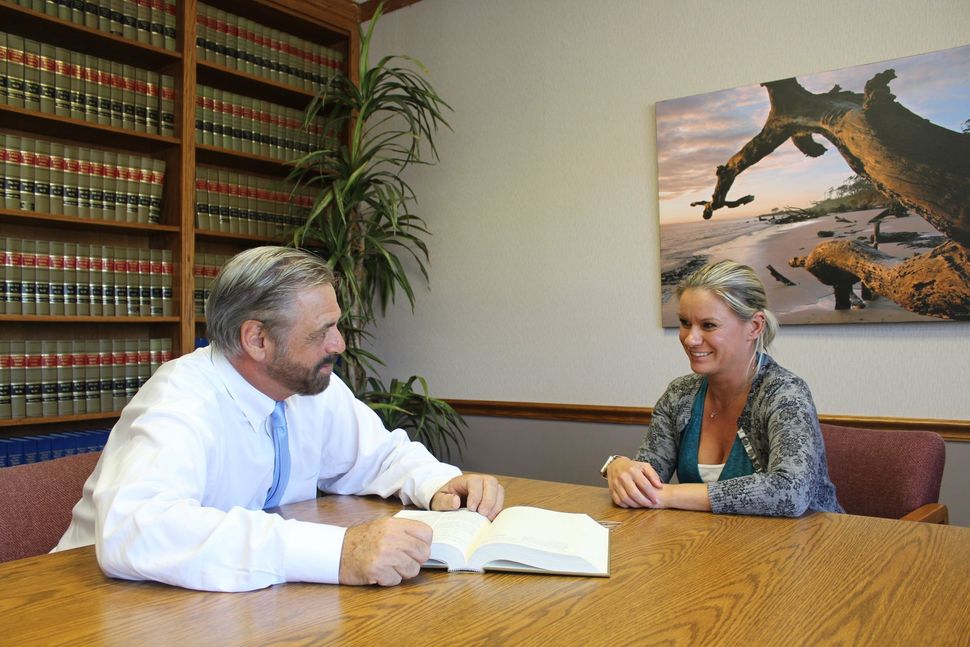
[394,506,609,576]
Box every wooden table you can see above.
[2,475,969,645]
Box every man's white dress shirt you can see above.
[54,346,460,591]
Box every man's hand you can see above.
[338,518,432,586]
[430,474,505,520]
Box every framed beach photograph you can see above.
[656,44,970,326]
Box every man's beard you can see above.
[266,350,339,396]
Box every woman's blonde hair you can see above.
[676,259,778,353]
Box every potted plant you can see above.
[288,5,464,459]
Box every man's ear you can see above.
[239,319,269,361]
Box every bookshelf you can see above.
[0,0,360,443]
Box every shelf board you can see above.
[0,411,121,429]
[0,209,180,234]
[0,104,180,155]
[0,315,180,323]
[195,227,291,244]
[195,144,302,176]
[0,3,182,70]
[197,61,319,112]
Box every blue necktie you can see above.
[264,401,290,509]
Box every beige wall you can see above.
[365,1,970,523]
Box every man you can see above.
[55,246,504,591]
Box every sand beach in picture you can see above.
[660,209,946,326]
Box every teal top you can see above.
[677,379,755,483]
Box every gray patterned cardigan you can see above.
[635,355,843,517]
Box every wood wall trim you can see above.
[448,399,970,442]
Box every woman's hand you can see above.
[605,457,666,508]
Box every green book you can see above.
[48,240,65,316]
[88,243,103,317]
[53,46,71,117]
[109,61,124,128]
[24,339,44,418]
[0,340,10,420]
[70,339,86,414]
[76,242,91,316]
[6,34,26,108]
[62,144,79,217]
[159,74,174,136]
[83,339,100,413]
[63,241,78,316]
[55,339,74,416]
[98,338,112,413]
[34,239,50,316]
[100,244,115,317]
[21,239,37,316]
[34,139,51,213]
[23,37,42,113]
[160,249,173,316]
[9,340,27,418]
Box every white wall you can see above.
[363,1,970,521]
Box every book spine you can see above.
[21,239,37,315]
[48,240,65,316]
[34,239,50,315]
[76,242,91,316]
[63,241,78,315]
[9,340,26,419]
[71,339,86,414]
[24,340,43,418]
[0,340,10,421]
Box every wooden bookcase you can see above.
[0,0,359,437]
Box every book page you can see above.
[394,509,491,570]
[469,507,609,575]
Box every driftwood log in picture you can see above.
[656,44,970,325]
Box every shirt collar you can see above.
[209,347,278,433]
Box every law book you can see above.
[83,54,100,123]
[76,243,91,315]
[24,339,43,418]
[70,339,86,414]
[0,339,10,420]
[393,507,610,577]
[159,250,173,316]
[34,139,52,213]
[48,240,65,315]
[6,34,25,108]
[55,339,74,416]
[9,340,26,418]
[0,31,8,105]
[63,241,78,315]
[20,238,37,315]
[161,0,176,50]
[83,339,101,413]
[97,338,113,411]
[34,239,50,315]
[23,37,42,113]
[88,244,103,316]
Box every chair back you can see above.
[820,423,945,520]
[0,451,100,563]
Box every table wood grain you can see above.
[2,475,969,645]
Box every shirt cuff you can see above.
[414,465,462,510]
[281,518,347,584]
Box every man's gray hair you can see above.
[205,246,335,357]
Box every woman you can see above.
[602,260,842,516]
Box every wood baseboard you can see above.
[447,399,970,442]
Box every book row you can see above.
[194,167,313,236]
[192,251,227,315]
[5,0,177,51]
[0,336,173,422]
[1,133,165,223]
[0,30,176,136]
[1,428,110,468]
[196,2,343,93]
[1,239,175,317]
[195,84,331,160]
